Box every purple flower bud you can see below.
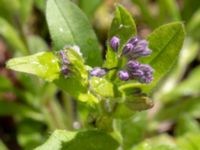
[61,65,69,75]
[137,48,152,57]
[128,36,140,45]
[139,65,154,84]
[139,64,154,73]
[127,61,154,84]
[118,70,129,81]
[90,67,107,77]
[59,51,70,65]
[130,69,144,77]
[122,36,152,59]
[110,36,120,51]
[139,75,153,84]
[127,60,140,70]
[134,40,148,51]
[122,43,134,55]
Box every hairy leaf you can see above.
[6,52,60,81]
[90,77,114,98]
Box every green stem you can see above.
[62,92,75,129]
[42,99,66,130]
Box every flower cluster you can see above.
[110,36,154,84]
[88,36,154,84]
[118,60,154,83]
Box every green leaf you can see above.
[121,112,147,149]
[18,0,33,24]
[132,135,179,150]
[108,5,137,47]
[139,22,185,93]
[162,66,200,101]
[27,35,48,53]
[17,119,46,150]
[175,115,200,137]
[158,0,181,22]
[62,130,119,150]
[78,93,99,104]
[90,77,114,98]
[0,0,33,25]
[157,39,199,101]
[6,47,97,105]
[156,97,200,121]
[0,0,19,24]
[0,75,13,91]
[79,0,102,18]
[0,140,8,150]
[46,0,102,66]
[35,130,119,150]
[34,0,46,11]
[104,5,137,68]
[0,17,27,54]
[65,48,88,81]
[54,75,87,99]
[112,101,136,119]
[0,100,43,121]
[6,52,60,81]
[34,130,76,150]
[177,133,200,150]
[182,0,200,22]
[187,9,200,40]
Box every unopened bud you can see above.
[90,67,107,77]
[110,36,120,52]
[118,70,129,81]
